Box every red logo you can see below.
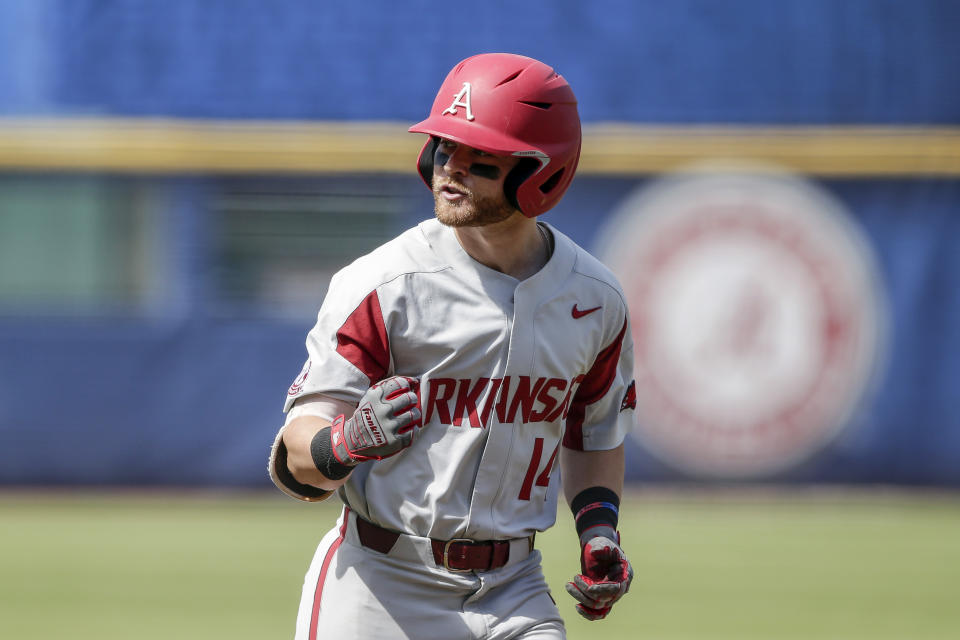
[620,381,637,412]
[287,360,312,396]
[572,304,601,319]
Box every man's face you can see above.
[431,138,521,227]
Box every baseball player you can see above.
[269,52,636,639]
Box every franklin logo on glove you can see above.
[358,406,385,446]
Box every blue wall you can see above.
[1,176,958,486]
[0,1,958,487]
[1,0,958,123]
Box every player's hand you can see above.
[565,525,633,621]
[330,376,421,465]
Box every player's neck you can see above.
[454,214,550,281]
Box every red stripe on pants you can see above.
[309,508,350,640]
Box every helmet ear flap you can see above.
[416,137,441,188]
[503,158,540,213]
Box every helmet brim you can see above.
[408,116,545,160]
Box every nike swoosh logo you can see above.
[572,304,602,319]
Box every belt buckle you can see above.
[442,538,475,573]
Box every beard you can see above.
[432,181,517,228]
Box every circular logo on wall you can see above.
[597,165,887,478]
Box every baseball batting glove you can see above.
[330,376,421,465]
[565,525,634,621]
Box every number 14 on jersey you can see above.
[518,437,559,500]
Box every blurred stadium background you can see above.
[0,1,958,638]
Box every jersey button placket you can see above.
[489,282,537,532]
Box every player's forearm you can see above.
[282,415,352,490]
[560,444,625,505]
[560,443,632,620]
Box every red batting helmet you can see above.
[409,53,581,217]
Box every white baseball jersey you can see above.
[284,217,635,541]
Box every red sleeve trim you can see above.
[335,290,390,384]
[563,317,628,451]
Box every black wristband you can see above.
[570,486,620,537]
[310,427,355,480]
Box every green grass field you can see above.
[1,489,958,639]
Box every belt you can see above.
[354,514,532,573]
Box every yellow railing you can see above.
[1,118,958,176]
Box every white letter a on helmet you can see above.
[442,82,475,121]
